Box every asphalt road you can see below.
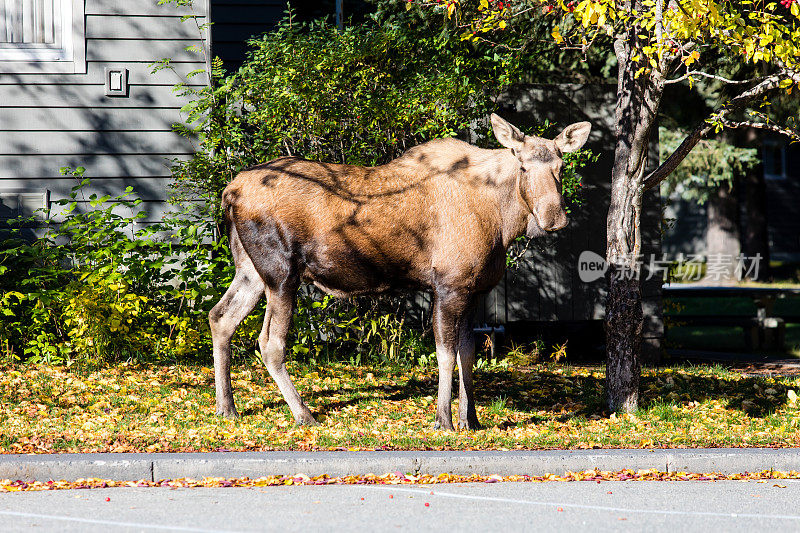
[2,479,800,532]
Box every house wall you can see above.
[661,197,706,258]
[764,143,800,262]
[210,0,284,72]
[0,0,209,224]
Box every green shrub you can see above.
[0,170,224,365]
[168,13,523,221]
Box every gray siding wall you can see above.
[764,143,800,261]
[662,196,707,257]
[0,0,209,223]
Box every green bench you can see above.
[663,285,800,351]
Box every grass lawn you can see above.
[1,361,799,453]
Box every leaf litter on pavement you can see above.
[3,469,800,492]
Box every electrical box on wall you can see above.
[104,67,129,97]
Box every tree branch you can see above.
[642,72,786,191]
[720,119,800,141]
[664,71,766,85]
[655,0,663,44]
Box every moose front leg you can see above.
[432,291,475,431]
[456,315,481,430]
[434,341,456,431]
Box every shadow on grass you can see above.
[296,366,794,424]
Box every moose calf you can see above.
[210,114,591,430]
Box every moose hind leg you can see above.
[259,286,318,426]
[210,261,265,419]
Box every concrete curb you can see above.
[1,449,799,481]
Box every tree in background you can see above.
[659,127,759,282]
[420,0,800,411]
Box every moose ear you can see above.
[491,113,525,150]
[554,122,592,153]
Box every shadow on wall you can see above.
[662,196,708,257]
[0,66,198,226]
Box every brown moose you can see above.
[210,114,591,430]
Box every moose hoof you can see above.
[433,419,455,431]
[216,406,240,419]
[295,414,320,427]
[458,419,482,431]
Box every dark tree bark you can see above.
[605,273,643,412]
[705,182,741,284]
[604,26,663,413]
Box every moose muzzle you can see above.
[535,193,569,232]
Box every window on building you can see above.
[0,0,84,73]
[0,189,49,221]
[763,138,788,180]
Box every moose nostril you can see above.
[544,219,568,232]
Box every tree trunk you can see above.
[605,273,643,412]
[604,28,663,413]
[705,182,741,284]
[742,164,771,280]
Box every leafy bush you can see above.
[168,12,523,220]
[290,291,434,366]
[0,169,226,365]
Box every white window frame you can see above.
[0,188,50,220]
[0,0,85,74]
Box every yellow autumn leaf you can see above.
[552,26,564,44]
[789,389,798,404]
